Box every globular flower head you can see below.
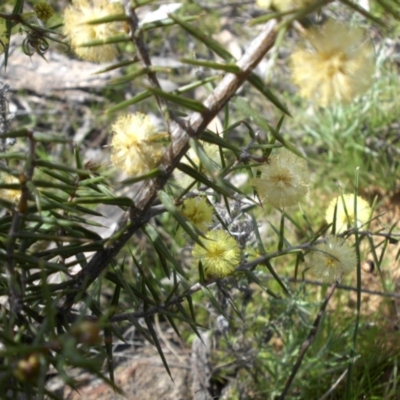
[0,174,20,204]
[63,0,123,63]
[110,113,164,176]
[250,149,309,208]
[290,20,375,106]
[192,229,241,280]
[181,197,213,232]
[308,236,357,282]
[257,0,314,11]
[326,194,372,233]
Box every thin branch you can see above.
[6,130,36,319]
[318,368,348,400]
[62,213,400,314]
[277,281,339,400]
[63,261,400,325]
[60,18,279,312]
[123,0,170,121]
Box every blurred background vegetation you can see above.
[0,0,400,399]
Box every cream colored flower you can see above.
[257,0,314,10]
[63,0,123,62]
[0,174,20,204]
[308,236,357,282]
[192,229,241,280]
[110,113,164,176]
[181,197,213,232]
[290,20,375,106]
[250,149,309,208]
[325,194,371,233]
[256,0,272,8]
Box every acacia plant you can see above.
[0,0,399,399]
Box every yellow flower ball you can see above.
[192,229,241,280]
[181,197,213,232]
[0,174,20,204]
[325,194,372,233]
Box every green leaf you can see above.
[40,169,75,186]
[339,0,386,26]
[35,160,91,176]
[200,285,227,317]
[119,168,162,185]
[175,301,204,338]
[147,87,206,112]
[172,76,218,95]
[180,58,241,73]
[234,97,304,158]
[78,35,130,47]
[141,15,199,31]
[247,73,291,116]
[31,179,76,192]
[3,0,24,70]
[0,128,30,139]
[242,269,279,299]
[108,77,218,114]
[144,316,172,379]
[144,224,187,276]
[85,13,128,24]
[94,58,139,74]
[201,129,240,153]
[40,192,104,217]
[33,132,72,143]
[107,90,152,113]
[111,66,171,86]
[264,258,290,296]
[104,326,114,386]
[176,162,231,197]
[70,196,134,207]
[168,14,233,61]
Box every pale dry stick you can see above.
[154,313,186,364]
[61,19,279,311]
[277,281,339,400]
[318,369,348,400]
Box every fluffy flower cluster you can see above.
[192,230,241,280]
[0,174,20,204]
[251,149,309,208]
[181,197,213,232]
[290,20,375,106]
[326,194,372,233]
[308,236,357,282]
[63,0,123,62]
[257,0,314,10]
[110,113,164,176]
